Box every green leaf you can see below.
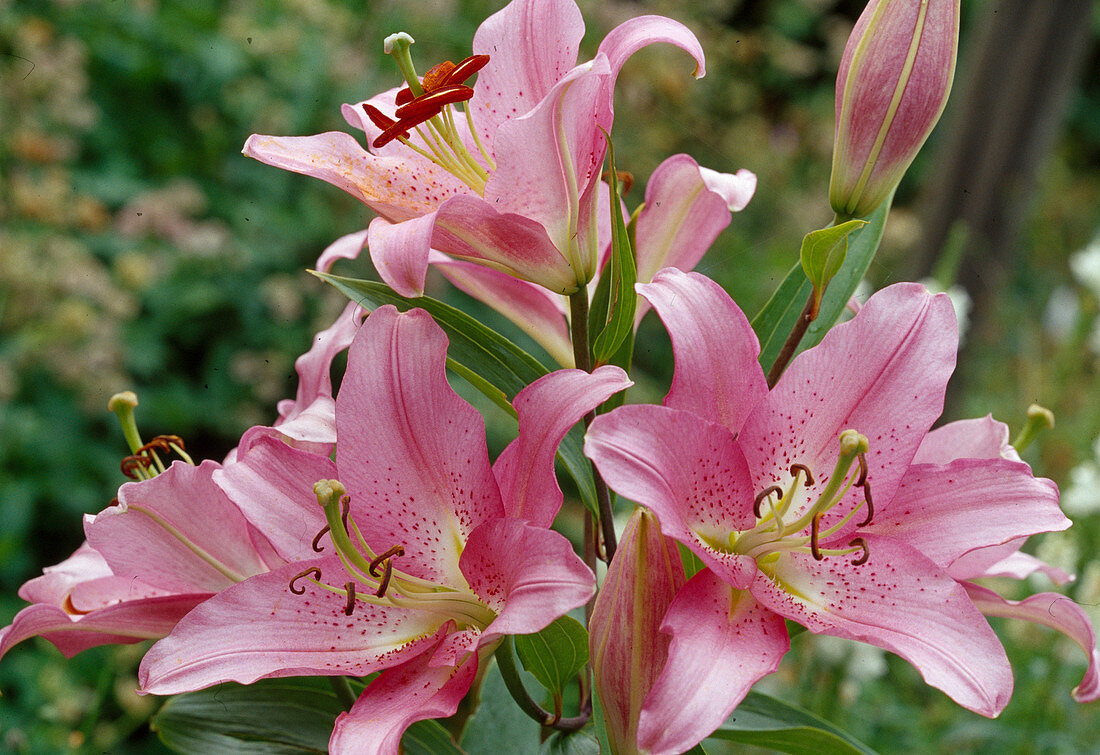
[539,729,601,755]
[705,691,877,755]
[591,131,638,363]
[315,272,597,514]
[403,720,465,755]
[752,196,892,369]
[799,219,867,303]
[462,657,541,755]
[152,677,343,753]
[514,616,589,700]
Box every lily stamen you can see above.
[753,486,784,518]
[810,513,824,560]
[848,537,870,566]
[343,581,357,616]
[369,545,406,577]
[311,525,330,553]
[120,455,154,480]
[289,567,323,595]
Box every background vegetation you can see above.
[1,0,1097,751]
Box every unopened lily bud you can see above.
[829,0,960,218]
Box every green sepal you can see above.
[799,219,867,314]
[315,272,597,514]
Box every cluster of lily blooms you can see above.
[2,1,1096,753]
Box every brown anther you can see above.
[790,463,815,486]
[311,525,330,553]
[445,54,489,86]
[601,169,634,195]
[120,454,154,479]
[289,567,323,595]
[340,496,351,535]
[343,581,357,616]
[810,513,824,560]
[394,84,474,120]
[855,453,869,487]
[848,537,870,566]
[857,479,874,527]
[753,486,784,518]
[153,434,185,451]
[369,545,406,578]
[374,559,394,598]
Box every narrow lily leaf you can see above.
[752,195,891,367]
[403,720,465,755]
[539,729,601,755]
[592,132,638,364]
[462,657,541,755]
[515,615,589,700]
[315,272,597,511]
[799,219,867,309]
[152,677,343,753]
[705,691,877,755]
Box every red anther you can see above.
[120,454,154,479]
[311,524,330,553]
[848,537,870,566]
[421,60,457,91]
[810,513,824,560]
[790,463,815,486]
[445,54,489,86]
[343,581,357,616]
[753,486,784,518]
[601,169,634,195]
[395,84,474,120]
[374,117,425,148]
[369,545,406,578]
[363,104,411,145]
[289,566,323,595]
[857,479,874,527]
[394,87,414,106]
[374,559,394,598]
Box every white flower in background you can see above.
[1043,285,1080,344]
[1061,435,1100,517]
[919,277,971,343]
[1069,232,1100,300]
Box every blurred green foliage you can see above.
[1,0,1097,751]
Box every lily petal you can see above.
[86,460,270,594]
[963,582,1099,703]
[751,534,1013,716]
[329,642,481,755]
[213,435,336,564]
[597,14,706,84]
[638,268,767,434]
[495,365,631,525]
[914,415,1021,464]
[336,306,504,586]
[368,213,436,298]
[470,0,585,145]
[463,519,595,643]
[316,228,368,273]
[866,458,1068,569]
[951,542,1074,585]
[740,283,957,527]
[242,132,466,222]
[138,556,448,695]
[638,569,788,754]
[586,404,759,589]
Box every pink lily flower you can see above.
[0,460,277,664]
[585,268,1073,753]
[434,153,757,366]
[139,305,631,752]
[243,0,705,299]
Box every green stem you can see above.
[569,291,618,565]
[328,675,358,712]
[494,637,590,731]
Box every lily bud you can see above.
[589,508,685,754]
[829,0,960,218]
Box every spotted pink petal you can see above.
[963,582,1099,703]
[470,0,585,146]
[138,556,449,695]
[865,457,1068,569]
[462,518,594,644]
[638,569,788,754]
[739,283,957,532]
[585,404,759,589]
[336,306,504,587]
[637,268,768,434]
[213,435,335,564]
[86,460,271,594]
[329,641,482,755]
[242,132,466,223]
[750,534,1012,717]
[495,365,631,525]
